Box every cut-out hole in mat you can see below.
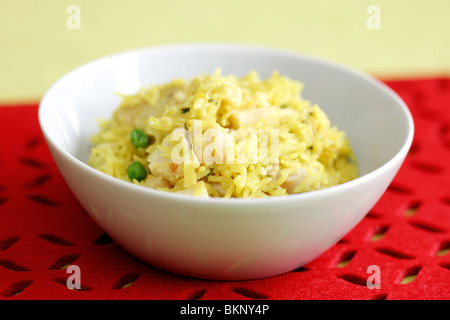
[19,157,47,169]
[365,211,381,219]
[27,194,60,207]
[442,198,450,206]
[408,143,420,155]
[39,234,75,246]
[337,274,367,287]
[336,251,356,268]
[409,221,446,234]
[0,236,20,251]
[47,254,81,270]
[440,263,450,271]
[0,197,8,206]
[25,137,41,149]
[94,233,113,245]
[440,123,450,144]
[411,161,442,174]
[374,247,414,260]
[436,241,450,257]
[231,287,270,300]
[371,293,388,300]
[370,225,389,242]
[187,289,208,300]
[25,174,51,188]
[404,201,421,217]
[292,266,309,272]
[387,183,413,194]
[111,272,143,289]
[0,259,30,272]
[399,266,422,284]
[2,280,34,297]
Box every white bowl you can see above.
[38,43,414,280]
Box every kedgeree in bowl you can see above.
[38,43,414,280]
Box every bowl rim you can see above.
[38,42,415,206]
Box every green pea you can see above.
[127,161,147,182]
[130,129,150,149]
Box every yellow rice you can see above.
[88,69,358,198]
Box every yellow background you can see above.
[1,0,449,103]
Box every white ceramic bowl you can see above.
[39,43,414,280]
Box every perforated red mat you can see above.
[1,78,450,300]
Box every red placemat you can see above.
[1,78,450,300]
